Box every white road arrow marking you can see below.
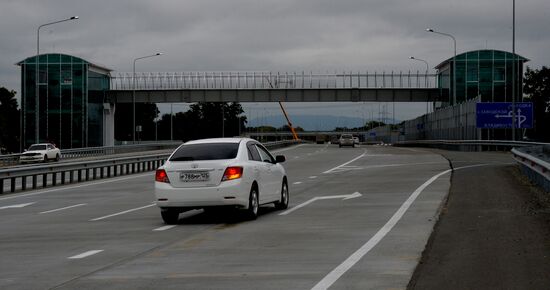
[279,192,362,216]
[0,202,35,210]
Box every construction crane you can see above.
[278,101,300,141]
[264,76,300,141]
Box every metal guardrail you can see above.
[512,146,550,192]
[394,140,550,151]
[0,142,182,166]
[0,140,301,194]
[110,71,437,90]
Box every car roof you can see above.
[184,137,254,145]
[30,143,53,146]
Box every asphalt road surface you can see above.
[0,144,453,289]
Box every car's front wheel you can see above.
[55,154,60,161]
[245,187,259,220]
[275,181,289,210]
[43,155,48,162]
[161,209,179,224]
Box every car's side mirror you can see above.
[23,149,27,152]
[275,155,286,163]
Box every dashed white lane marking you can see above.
[311,163,490,290]
[293,181,303,185]
[309,176,317,179]
[39,203,86,214]
[0,202,35,210]
[90,203,156,221]
[68,250,104,259]
[153,225,176,231]
[323,152,366,174]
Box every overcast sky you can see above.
[1,0,548,123]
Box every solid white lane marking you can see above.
[323,152,366,174]
[271,143,307,153]
[68,250,104,259]
[0,172,153,202]
[90,203,156,221]
[293,181,303,185]
[153,225,176,231]
[311,163,489,290]
[309,176,318,179]
[0,202,35,210]
[328,162,446,174]
[280,192,362,216]
[39,203,87,214]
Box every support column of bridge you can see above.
[103,103,115,146]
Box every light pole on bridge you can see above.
[35,16,79,144]
[132,53,162,143]
[409,56,430,114]
[426,28,457,106]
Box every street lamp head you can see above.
[409,56,415,59]
[71,16,79,20]
[426,28,434,32]
[156,53,163,56]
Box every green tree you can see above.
[158,102,247,141]
[0,87,20,153]
[114,103,159,142]
[524,66,550,141]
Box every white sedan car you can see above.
[19,143,61,163]
[154,138,289,224]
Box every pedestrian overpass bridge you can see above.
[107,71,441,103]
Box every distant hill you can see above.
[246,115,398,131]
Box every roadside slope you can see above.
[408,151,550,290]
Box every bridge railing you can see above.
[110,71,438,90]
[394,139,550,151]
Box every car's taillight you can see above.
[155,169,170,183]
[222,166,243,181]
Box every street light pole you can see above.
[36,16,79,144]
[427,28,456,106]
[409,56,430,114]
[512,0,516,140]
[132,53,162,143]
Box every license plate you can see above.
[180,172,209,182]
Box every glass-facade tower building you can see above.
[435,49,528,106]
[17,53,111,149]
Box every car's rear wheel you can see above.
[245,187,259,220]
[274,181,289,210]
[43,155,48,162]
[161,209,179,224]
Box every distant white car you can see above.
[19,143,61,163]
[339,134,355,148]
[353,137,360,145]
[154,138,289,224]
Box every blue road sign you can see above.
[476,102,533,129]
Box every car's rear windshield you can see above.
[28,145,46,150]
[341,135,353,139]
[169,143,240,161]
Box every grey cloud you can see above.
[1,0,548,120]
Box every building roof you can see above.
[15,53,112,73]
[434,49,529,70]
